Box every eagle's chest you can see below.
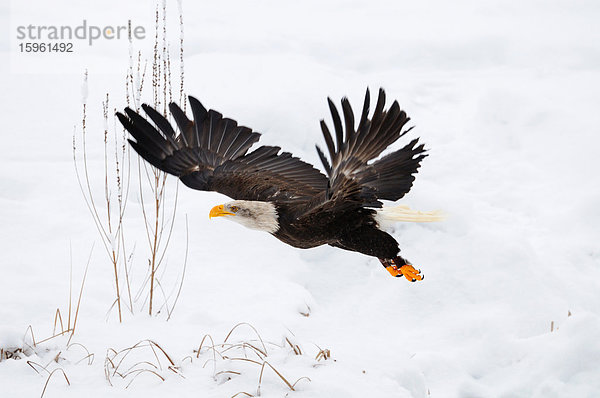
[272,208,376,249]
[272,220,332,249]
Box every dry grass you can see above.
[9,314,326,395]
[73,0,188,321]
[40,368,71,398]
[1,347,26,361]
[24,338,96,397]
[104,339,184,388]
[285,337,302,355]
[99,322,325,394]
[19,340,95,398]
[74,84,132,323]
[126,0,188,319]
[136,0,187,317]
[192,323,320,396]
[315,347,331,361]
[2,246,93,359]
[0,245,94,398]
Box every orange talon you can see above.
[385,265,401,277]
[399,264,423,282]
[380,258,425,282]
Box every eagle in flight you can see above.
[117,88,441,282]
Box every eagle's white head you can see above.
[209,200,279,233]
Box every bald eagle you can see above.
[117,88,441,281]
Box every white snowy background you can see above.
[1,0,599,397]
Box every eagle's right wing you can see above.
[117,97,328,204]
[309,88,427,214]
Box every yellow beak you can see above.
[209,204,234,219]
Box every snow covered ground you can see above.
[1,0,600,397]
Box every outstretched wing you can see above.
[117,96,328,203]
[312,88,427,213]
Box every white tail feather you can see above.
[375,205,444,228]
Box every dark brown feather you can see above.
[119,96,328,204]
[311,87,427,214]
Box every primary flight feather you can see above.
[117,88,441,281]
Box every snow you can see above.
[1,0,600,397]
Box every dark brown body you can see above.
[273,203,400,259]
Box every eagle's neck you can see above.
[232,200,279,234]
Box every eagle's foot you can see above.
[398,264,423,282]
[381,259,424,282]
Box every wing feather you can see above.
[327,97,344,152]
[118,96,328,204]
[168,102,194,147]
[312,88,427,213]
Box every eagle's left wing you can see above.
[304,88,427,215]
[117,97,328,204]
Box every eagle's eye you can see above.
[230,205,239,212]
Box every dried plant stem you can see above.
[75,83,135,323]
[40,368,70,398]
[167,214,188,320]
[67,245,92,344]
[138,2,182,317]
[258,361,295,392]
[149,173,161,315]
[112,254,122,321]
[177,0,185,109]
[67,242,73,331]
